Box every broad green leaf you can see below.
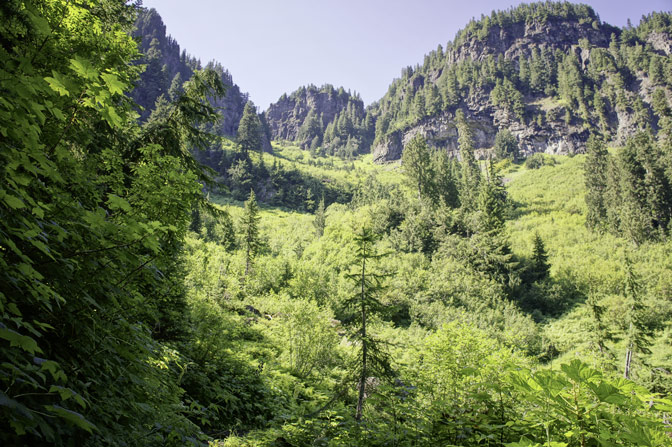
[3,194,25,209]
[69,57,98,81]
[0,328,42,354]
[44,405,96,433]
[101,73,125,96]
[44,77,69,96]
[107,194,131,212]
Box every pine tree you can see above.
[618,135,653,244]
[238,101,262,159]
[190,205,203,233]
[586,291,614,366]
[531,232,550,281]
[344,227,390,421]
[584,134,609,231]
[518,56,530,90]
[477,160,507,232]
[456,109,480,211]
[432,149,460,208]
[402,134,435,202]
[242,190,261,276]
[493,128,519,161]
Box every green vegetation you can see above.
[369,4,672,155]
[2,1,672,447]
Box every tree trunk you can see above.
[356,258,367,421]
[624,346,632,379]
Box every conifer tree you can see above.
[345,227,390,421]
[618,135,653,244]
[477,161,507,232]
[238,101,262,159]
[531,232,550,281]
[432,149,460,208]
[456,109,480,211]
[586,290,614,367]
[242,190,261,276]
[402,134,435,202]
[493,128,519,161]
[604,156,623,234]
[584,134,609,231]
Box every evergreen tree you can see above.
[604,156,623,234]
[344,227,390,421]
[586,291,614,366]
[432,149,460,208]
[456,109,481,211]
[518,56,530,90]
[242,190,261,276]
[530,231,550,281]
[238,101,262,159]
[584,134,610,231]
[493,128,519,161]
[190,205,203,233]
[402,134,435,202]
[297,109,322,149]
[477,161,507,232]
[618,134,654,244]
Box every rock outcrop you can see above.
[369,7,671,162]
[132,8,270,151]
[264,85,364,141]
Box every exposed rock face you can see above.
[448,17,614,65]
[372,108,589,163]
[132,8,271,151]
[371,12,671,163]
[647,31,672,55]
[264,85,363,141]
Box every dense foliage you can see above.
[2,1,672,447]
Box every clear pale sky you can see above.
[139,0,670,110]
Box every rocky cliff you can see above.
[369,5,672,162]
[265,85,360,141]
[132,8,270,152]
[263,85,373,156]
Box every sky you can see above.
[140,0,671,110]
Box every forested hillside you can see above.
[264,85,375,157]
[369,3,672,162]
[132,8,272,151]
[1,1,672,447]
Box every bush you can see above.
[525,152,551,169]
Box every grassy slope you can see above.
[505,155,672,367]
[213,144,671,370]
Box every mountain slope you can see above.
[264,84,374,157]
[132,8,270,149]
[369,4,672,162]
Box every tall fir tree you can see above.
[623,257,652,379]
[456,109,480,211]
[618,134,654,244]
[477,160,507,232]
[402,134,435,202]
[344,227,390,421]
[530,231,550,281]
[242,190,262,276]
[493,128,519,162]
[584,134,610,231]
[432,149,460,208]
[238,101,262,159]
